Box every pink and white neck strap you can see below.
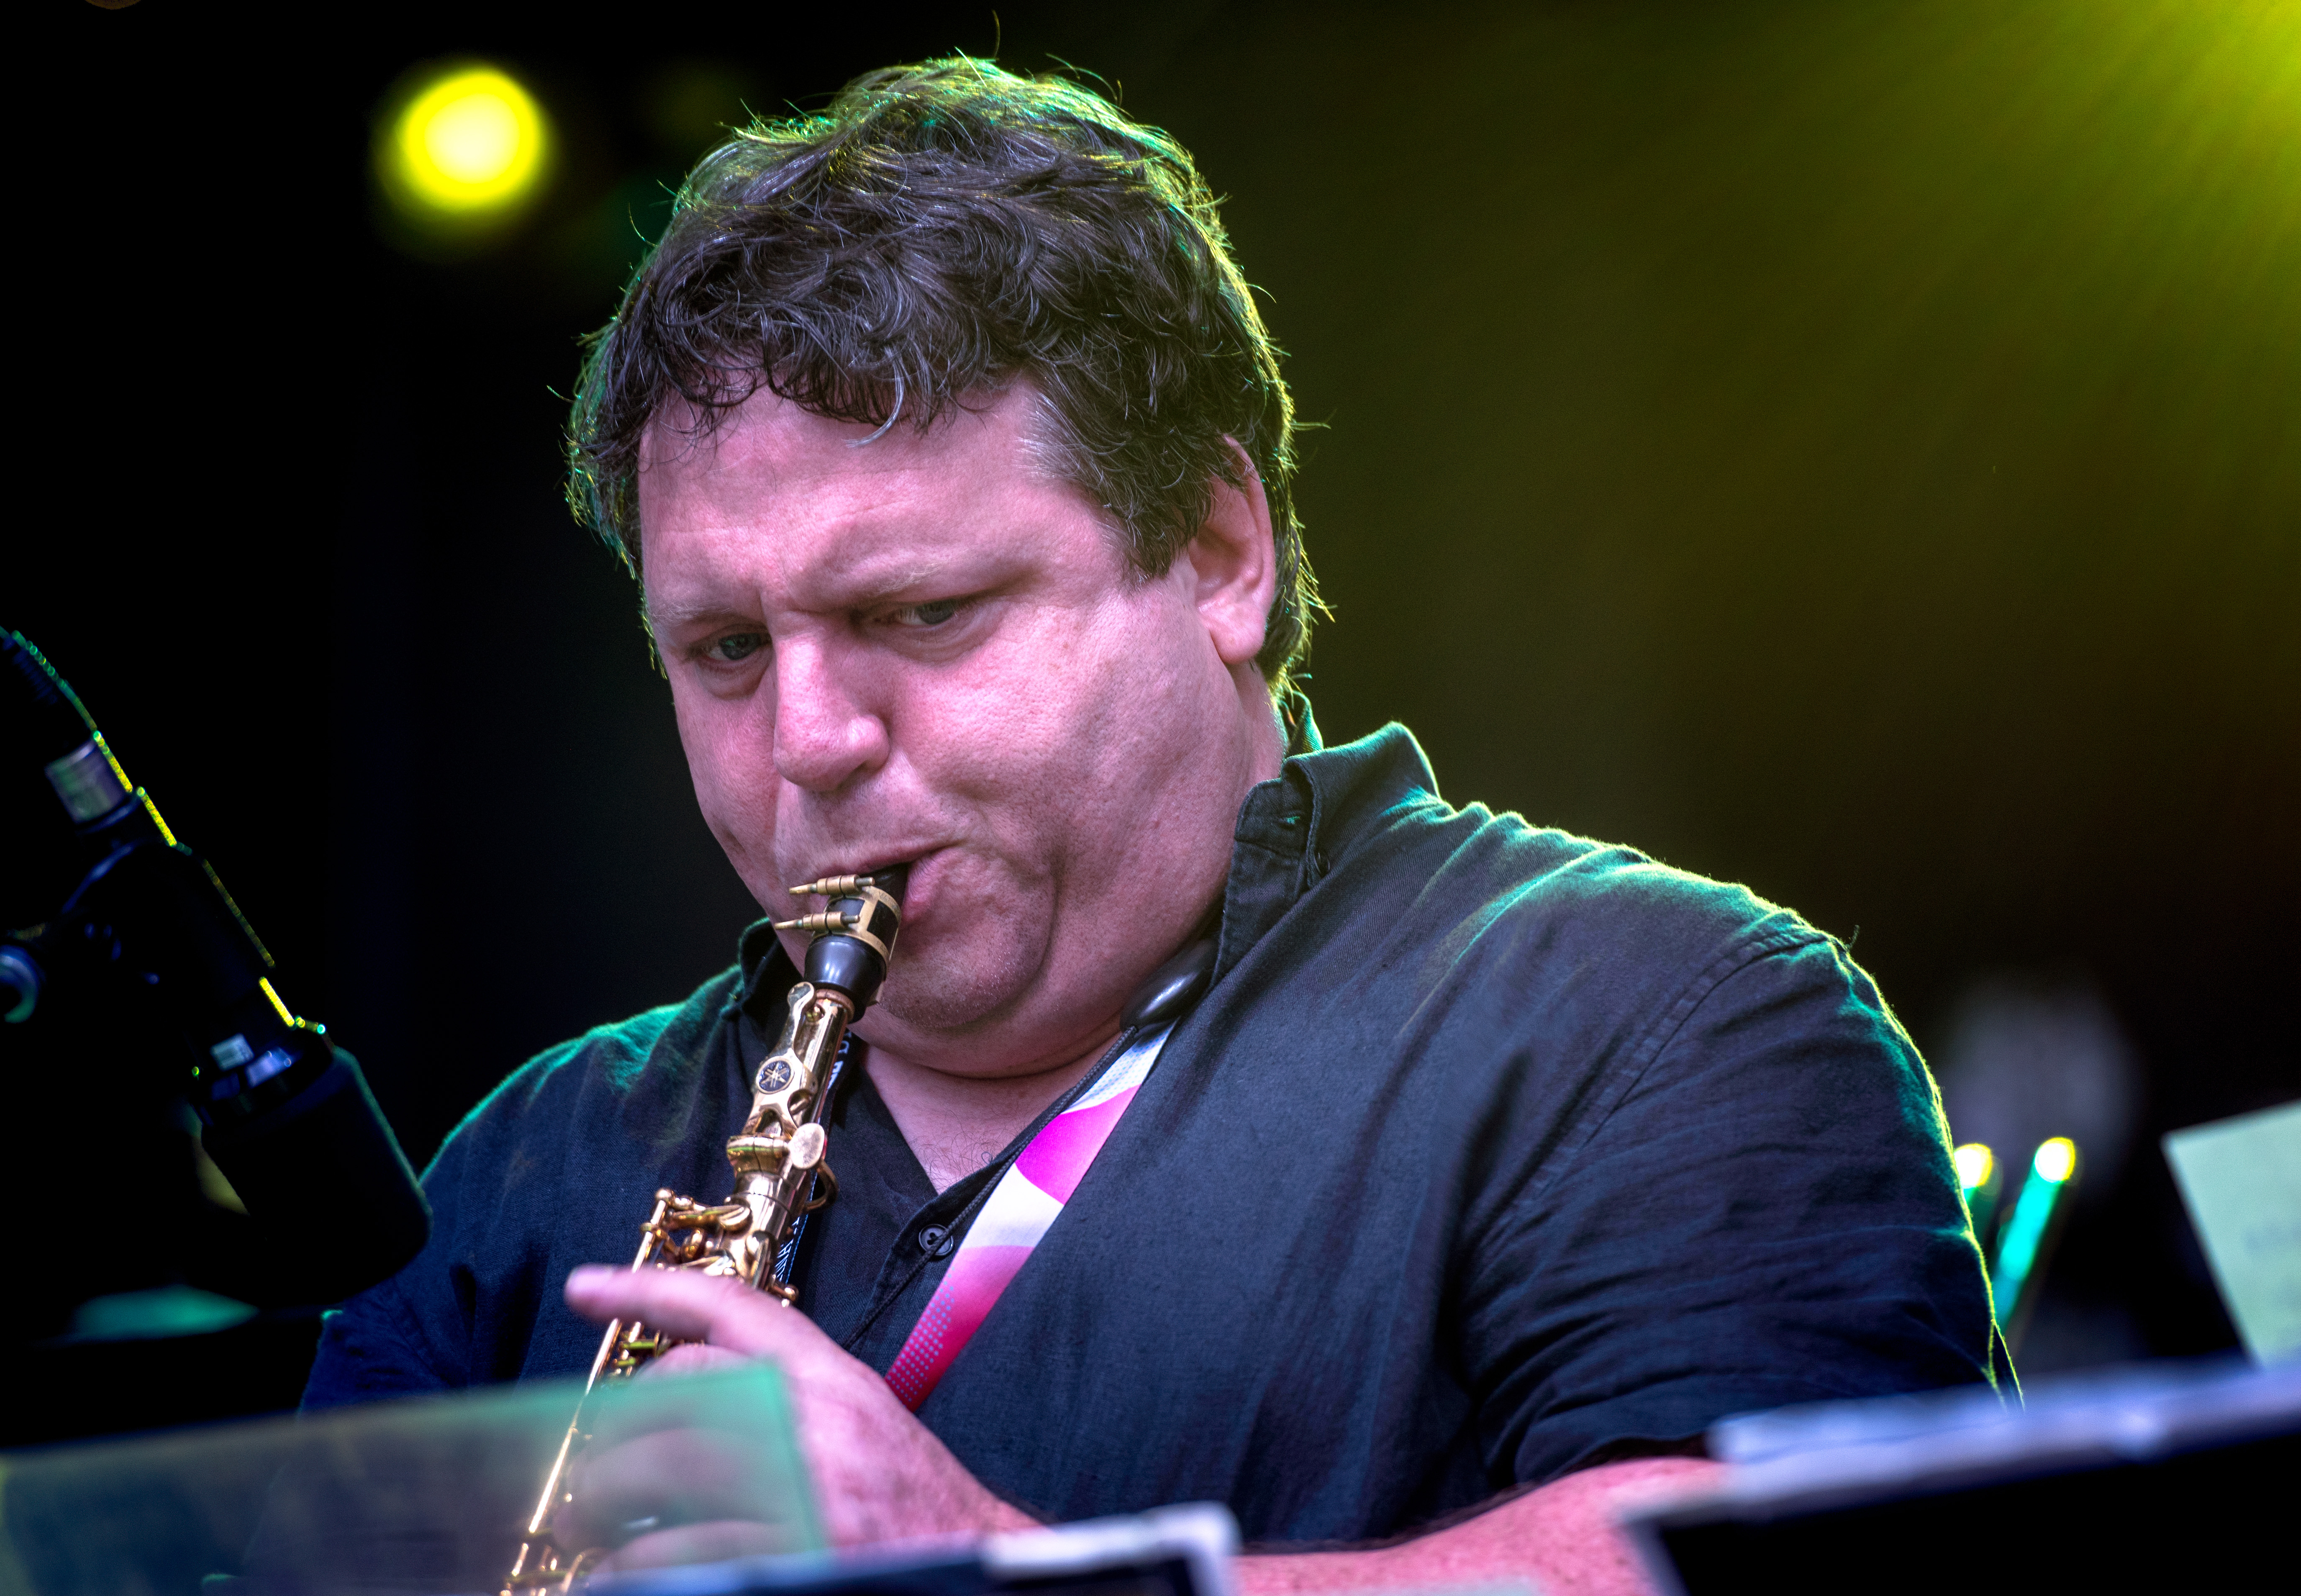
[883,1021,1174,1411]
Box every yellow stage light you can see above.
[2032,1137,2078,1185]
[1953,1142,1995,1192]
[377,64,552,232]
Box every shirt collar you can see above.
[1213,708,1440,986]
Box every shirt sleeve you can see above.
[1460,929,1999,1485]
[298,1047,508,1411]
[296,993,730,1414]
[300,1114,487,1409]
[302,1281,451,1410]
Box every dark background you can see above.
[12,0,2296,1435]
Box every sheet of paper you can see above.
[2163,1098,2301,1364]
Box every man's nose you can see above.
[770,637,891,794]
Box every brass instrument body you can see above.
[504,873,904,1593]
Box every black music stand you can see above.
[1624,1357,2301,1595]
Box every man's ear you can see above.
[1188,440,1279,669]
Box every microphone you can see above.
[1,629,430,1306]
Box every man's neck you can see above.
[863,1024,1123,1193]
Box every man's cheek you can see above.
[680,698,767,799]
[704,781,775,862]
[690,747,778,890]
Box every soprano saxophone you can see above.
[503,867,908,1593]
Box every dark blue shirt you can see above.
[305,721,2002,1542]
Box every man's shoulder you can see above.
[1364,785,1821,983]
[423,963,745,1180]
[1491,813,1806,952]
[1302,722,1818,975]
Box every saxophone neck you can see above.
[746,859,912,1136]
[744,983,851,1137]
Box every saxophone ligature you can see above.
[503,866,909,1593]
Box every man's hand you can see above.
[566,1266,1719,1594]
[565,1265,1038,1550]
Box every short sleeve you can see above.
[296,1044,539,1410]
[303,1281,451,1410]
[296,983,742,1413]
[1460,931,1997,1484]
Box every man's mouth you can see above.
[865,859,916,905]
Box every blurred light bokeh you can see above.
[375,62,553,244]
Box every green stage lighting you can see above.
[376,64,552,241]
[1990,1137,2080,1355]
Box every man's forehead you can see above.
[638,384,1040,500]
[636,383,1092,610]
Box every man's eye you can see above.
[711,632,767,662]
[892,598,965,629]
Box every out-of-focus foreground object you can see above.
[0,1357,1239,1596]
[1626,1357,2301,1596]
[589,1504,1242,1596]
[0,1364,811,1594]
[2164,1100,2301,1365]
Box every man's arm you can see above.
[1236,1457,1717,1596]
[302,1280,454,1409]
[566,1268,1717,1595]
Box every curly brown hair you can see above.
[566,56,1321,693]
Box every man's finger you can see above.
[645,1342,752,1379]
[565,1265,814,1358]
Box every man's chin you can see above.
[854,940,1047,1051]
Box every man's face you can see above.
[637,385,1280,1079]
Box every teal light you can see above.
[1991,1138,2078,1326]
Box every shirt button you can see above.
[918,1225,956,1257]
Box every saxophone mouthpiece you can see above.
[789,867,911,902]
[772,910,858,934]
[782,864,908,1009]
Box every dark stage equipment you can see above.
[1628,1356,2301,1595]
[1,629,428,1311]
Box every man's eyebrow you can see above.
[644,541,1014,634]
[824,559,972,608]
[644,599,759,634]
[779,543,1013,614]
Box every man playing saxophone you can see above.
[306,58,2002,1595]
